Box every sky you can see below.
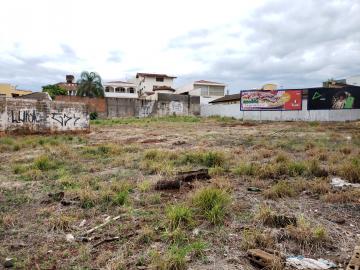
[0,0,359,93]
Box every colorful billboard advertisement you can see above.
[240,90,302,111]
[308,87,360,110]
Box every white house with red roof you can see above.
[176,80,226,104]
[103,80,137,98]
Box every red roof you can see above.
[56,82,78,91]
[136,73,177,79]
[195,80,225,85]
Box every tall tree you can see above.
[42,84,67,99]
[76,71,105,98]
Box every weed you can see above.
[179,151,226,168]
[192,187,230,225]
[307,160,328,177]
[232,163,258,176]
[79,188,98,208]
[263,181,296,199]
[112,190,129,206]
[190,241,207,259]
[209,166,226,176]
[337,159,360,183]
[48,214,75,231]
[34,155,56,171]
[241,228,275,250]
[287,161,307,176]
[13,164,26,174]
[165,245,188,270]
[322,189,360,203]
[138,180,152,192]
[166,205,193,230]
[286,217,328,250]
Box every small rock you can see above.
[4,257,14,268]
[79,219,86,227]
[333,218,346,225]
[65,233,75,242]
[247,187,261,192]
[192,228,200,236]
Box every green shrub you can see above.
[263,181,296,199]
[112,190,129,206]
[166,205,193,230]
[232,163,258,176]
[33,155,56,171]
[192,187,230,225]
[287,161,307,176]
[179,151,226,168]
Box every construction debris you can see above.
[247,187,261,192]
[176,169,210,182]
[286,256,337,269]
[346,246,360,270]
[93,237,120,248]
[83,215,121,236]
[247,249,284,268]
[331,178,360,188]
[65,233,75,242]
[3,257,14,268]
[154,179,181,190]
[154,169,211,190]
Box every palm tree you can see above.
[76,71,105,97]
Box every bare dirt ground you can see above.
[0,116,359,269]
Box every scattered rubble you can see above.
[154,169,211,190]
[247,187,261,192]
[176,169,210,182]
[286,256,337,269]
[331,178,360,189]
[154,179,181,190]
[83,215,122,236]
[3,257,14,268]
[346,246,360,270]
[65,234,75,242]
[247,249,284,268]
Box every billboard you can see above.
[308,87,360,110]
[240,90,302,111]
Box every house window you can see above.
[153,85,159,90]
[200,86,209,96]
[105,86,111,92]
[209,86,224,96]
[156,77,164,82]
[115,87,125,93]
[128,87,135,93]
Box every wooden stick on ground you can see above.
[83,215,121,236]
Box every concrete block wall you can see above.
[55,96,107,118]
[0,97,89,134]
[201,99,360,121]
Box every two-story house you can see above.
[176,80,226,104]
[103,81,138,98]
[132,73,177,99]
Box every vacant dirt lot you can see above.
[0,116,359,269]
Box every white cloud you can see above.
[0,0,359,92]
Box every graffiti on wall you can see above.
[139,101,155,118]
[51,113,81,126]
[9,110,43,123]
[9,110,82,127]
[169,101,184,114]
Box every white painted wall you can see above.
[135,75,174,95]
[346,75,360,87]
[201,99,360,121]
